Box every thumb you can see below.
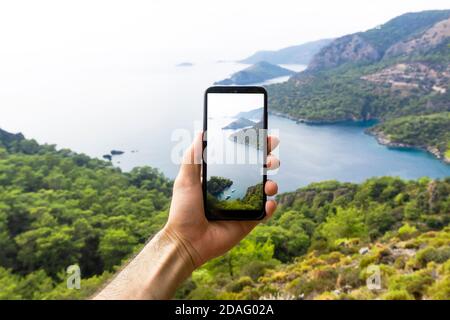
[177,132,203,183]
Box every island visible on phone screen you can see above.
[206,92,265,212]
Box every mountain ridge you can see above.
[240,38,333,65]
[309,10,450,71]
[215,61,295,85]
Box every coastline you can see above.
[269,110,450,165]
[268,111,353,125]
[268,110,378,126]
[368,129,450,165]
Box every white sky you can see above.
[208,93,264,118]
[0,0,448,63]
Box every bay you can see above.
[0,58,448,193]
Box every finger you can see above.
[265,200,277,218]
[177,132,203,182]
[267,154,280,170]
[268,135,279,153]
[264,180,278,196]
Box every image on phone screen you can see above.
[204,88,267,219]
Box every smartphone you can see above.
[203,86,267,220]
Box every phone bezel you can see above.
[203,86,268,220]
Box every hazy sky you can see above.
[0,0,448,63]
[209,93,264,118]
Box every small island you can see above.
[214,61,295,85]
[102,150,125,161]
[111,150,125,156]
[222,117,256,130]
[176,62,194,67]
[228,120,265,150]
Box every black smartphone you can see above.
[203,86,267,220]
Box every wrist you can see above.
[160,226,202,269]
[95,228,197,300]
[139,228,197,299]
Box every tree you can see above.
[319,207,368,246]
[98,229,138,270]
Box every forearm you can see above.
[94,228,196,300]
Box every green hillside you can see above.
[267,10,450,161]
[369,112,450,161]
[215,61,295,85]
[179,178,450,300]
[0,130,449,300]
[0,131,171,299]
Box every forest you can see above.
[179,177,450,300]
[0,130,172,299]
[1,130,449,299]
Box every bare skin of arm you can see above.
[94,134,280,300]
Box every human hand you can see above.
[163,133,280,268]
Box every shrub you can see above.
[415,246,450,267]
[348,287,376,300]
[187,286,218,300]
[427,275,450,300]
[337,267,363,289]
[398,223,418,240]
[225,276,254,293]
[388,270,434,299]
[382,289,414,300]
[314,291,338,300]
[240,260,277,281]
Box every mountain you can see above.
[267,10,450,162]
[234,107,264,120]
[223,117,256,129]
[239,38,333,65]
[309,10,450,71]
[214,61,295,85]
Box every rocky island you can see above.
[111,150,125,156]
[222,117,256,130]
[214,61,295,85]
[228,120,265,150]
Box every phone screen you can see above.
[204,88,267,220]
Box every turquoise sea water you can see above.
[270,115,450,191]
